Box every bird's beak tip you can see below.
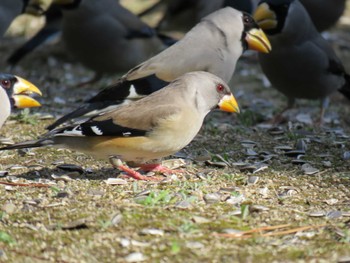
[246,28,272,53]
[218,94,240,113]
[12,76,42,108]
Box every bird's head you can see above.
[0,74,42,109]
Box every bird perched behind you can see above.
[7,4,63,66]
[0,0,48,37]
[47,7,271,130]
[254,0,350,123]
[154,0,254,33]
[0,73,42,129]
[299,0,346,32]
[52,0,170,85]
[1,72,240,181]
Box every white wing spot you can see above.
[127,85,144,99]
[58,125,83,136]
[91,126,103,135]
[123,132,131,137]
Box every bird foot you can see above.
[139,163,182,174]
[117,165,162,181]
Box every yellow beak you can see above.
[253,3,278,31]
[218,94,240,113]
[12,76,42,108]
[245,27,272,53]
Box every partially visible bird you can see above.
[1,72,240,181]
[47,7,271,130]
[0,0,48,37]
[152,0,254,33]
[253,0,350,123]
[0,0,27,36]
[7,4,63,66]
[0,73,42,129]
[52,0,171,85]
[300,0,346,32]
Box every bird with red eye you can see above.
[0,73,42,130]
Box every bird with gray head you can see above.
[253,0,350,124]
[0,73,42,130]
[1,72,240,181]
[47,7,271,130]
[51,0,172,85]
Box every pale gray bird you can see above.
[1,72,240,181]
[52,0,169,85]
[47,7,271,130]
[0,73,42,129]
[254,0,350,123]
[300,0,346,32]
[152,0,254,33]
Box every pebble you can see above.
[186,241,204,249]
[105,178,128,185]
[140,228,164,236]
[0,171,8,177]
[125,252,147,263]
[203,193,221,204]
[111,213,123,226]
[301,164,319,175]
[326,211,342,219]
[247,176,259,185]
[308,211,326,217]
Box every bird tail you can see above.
[339,74,350,100]
[0,138,53,151]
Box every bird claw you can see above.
[117,165,162,181]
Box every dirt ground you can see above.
[1,1,350,263]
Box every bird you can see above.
[1,72,240,181]
[0,0,46,37]
[0,73,42,130]
[152,0,254,33]
[299,0,346,32]
[47,7,271,130]
[253,0,350,124]
[51,0,171,85]
[7,4,63,66]
[0,0,27,36]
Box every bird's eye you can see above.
[1,79,11,89]
[243,14,252,24]
[216,84,225,93]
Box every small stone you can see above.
[248,176,259,184]
[186,241,204,249]
[51,174,73,182]
[140,228,164,236]
[111,213,123,226]
[175,200,193,209]
[250,205,269,212]
[301,164,319,175]
[322,161,332,168]
[2,203,16,214]
[308,211,325,217]
[0,171,8,177]
[326,211,342,219]
[343,152,350,160]
[324,199,338,205]
[226,195,245,205]
[295,139,307,151]
[125,252,147,263]
[192,216,210,224]
[338,256,350,263]
[204,193,221,204]
[56,191,69,198]
[105,178,128,185]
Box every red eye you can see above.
[1,79,11,89]
[216,84,224,93]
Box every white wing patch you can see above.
[57,125,83,137]
[91,126,103,135]
[127,85,145,100]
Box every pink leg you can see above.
[140,164,183,174]
[118,165,162,181]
